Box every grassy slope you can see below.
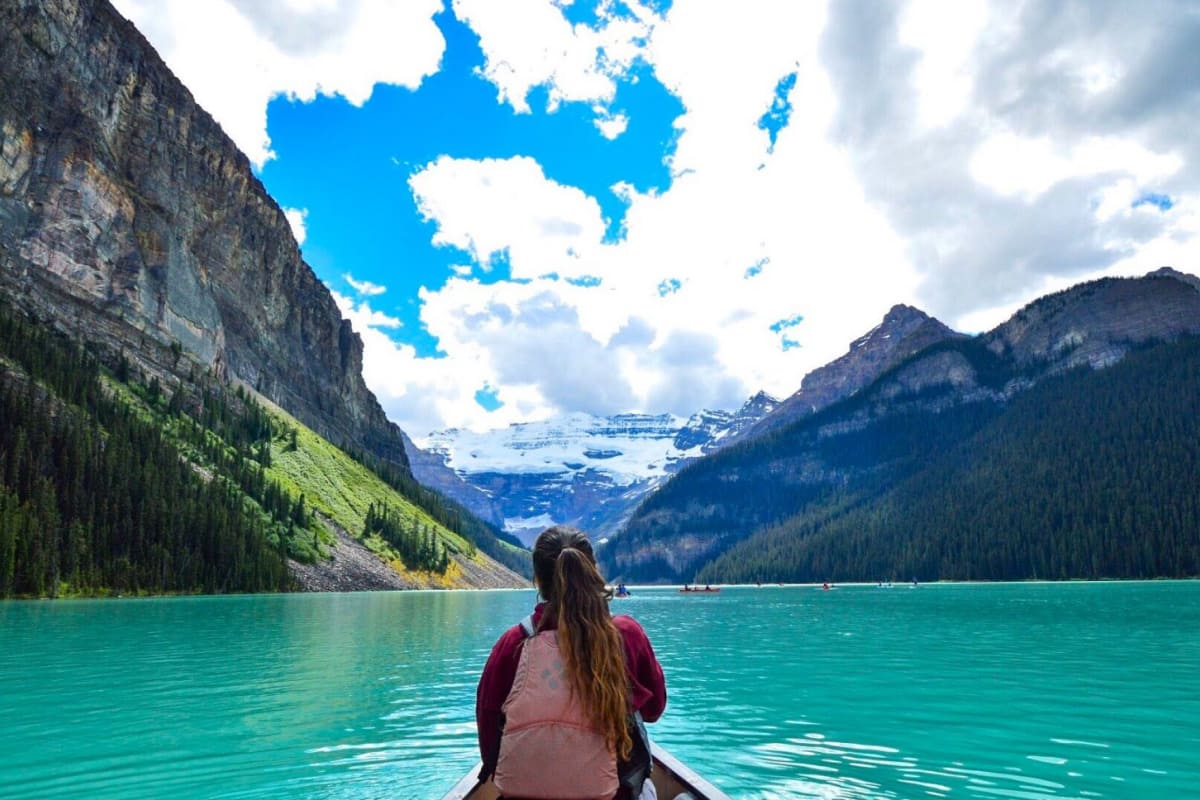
[109,375,521,588]
[255,396,526,587]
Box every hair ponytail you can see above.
[533,527,632,759]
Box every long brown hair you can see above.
[532,525,632,759]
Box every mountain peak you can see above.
[747,306,962,439]
[883,303,931,322]
[412,401,778,545]
[741,390,780,413]
[989,269,1200,368]
[1148,266,1200,291]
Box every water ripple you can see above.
[3,584,1199,798]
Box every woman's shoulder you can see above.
[612,614,662,673]
[490,608,541,654]
[612,613,649,639]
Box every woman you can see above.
[476,526,667,800]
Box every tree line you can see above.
[696,337,1200,583]
[363,502,450,573]
[0,305,292,597]
[346,446,531,576]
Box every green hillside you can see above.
[0,303,525,598]
[254,395,527,578]
[696,337,1200,583]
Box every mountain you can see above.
[986,267,1200,369]
[698,335,1200,584]
[740,304,963,441]
[0,301,527,596]
[600,269,1200,583]
[0,0,525,594]
[400,430,508,530]
[408,393,778,545]
[0,0,404,468]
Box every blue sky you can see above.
[113,0,1199,438]
[260,4,684,359]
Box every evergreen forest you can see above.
[0,306,292,596]
[697,337,1200,583]
[606,336,1200,584]
[0,304,526,598]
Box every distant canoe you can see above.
[679,588,720,593]
[441,741,731,800]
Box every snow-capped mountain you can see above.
[407,393,778,545]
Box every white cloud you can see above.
[819,0,1200,320]
[344,274,387,297]
[952,192,1200,335]
[393,0,924,433]
[451,0,657,122]
[332,292,400,328]
[409,156,608,277]
[379,0,1200,437]
[969,133,1183,201]
[595,111,629,140]
[283,207,308,245]
[898,0,988,129]
[116,0,1200,439]
[111,0,445,166]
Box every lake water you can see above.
[2,582,1197,799]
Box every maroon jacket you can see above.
[475,602,667,779]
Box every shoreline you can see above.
[7,575,1197,602]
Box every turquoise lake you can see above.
[2,582,1197,799]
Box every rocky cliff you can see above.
[743,304,963,441]
[0,0,408,468]
[987,268,1200,370]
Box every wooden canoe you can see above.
[441,741,731,800]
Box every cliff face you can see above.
[0,0,407,467]
[743,304,963,441]
[986,268,1200,370]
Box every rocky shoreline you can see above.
[289,526,527,592]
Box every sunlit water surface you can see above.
[2,582,1197,799]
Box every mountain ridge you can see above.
[0,0,526,593]
[407,393,779,544]
[740,304,965,442]
[1,0,408,469]
[600,267,1200,582]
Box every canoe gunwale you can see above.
[649,741,731,799]
[442,761,485,800]
[440,742,731,800]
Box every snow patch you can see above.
[503,513,558,533]
[424,397,779,486]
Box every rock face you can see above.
[744,304,963,441]
[0,0,407,468]
[408,394,778,545]
[986,268,1200,370]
